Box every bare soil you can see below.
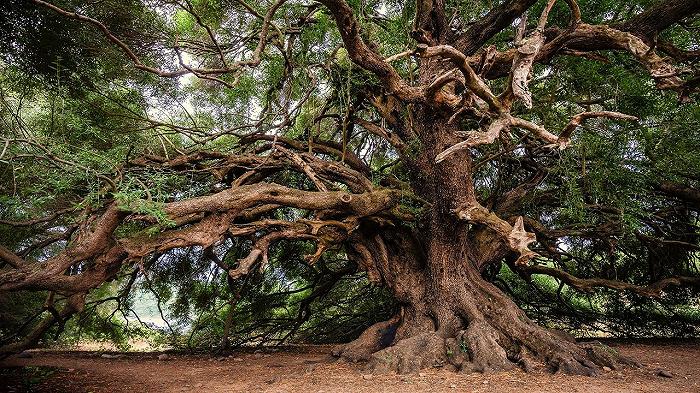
[1,340,698,393]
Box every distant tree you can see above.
[1,0,699,374]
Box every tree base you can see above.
[332,317,639,375]
[336,225,641,375]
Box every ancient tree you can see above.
[1,0,699,374]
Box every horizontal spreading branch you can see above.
[0,137,408,293]
[654,181,700,207]
[481,22,696,97]
[0,245,25,269]
[520,264,700,298]
[435,118,506,163]
[436,110,637,162]
[558,111,638,143]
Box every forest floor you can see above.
[1,340,698,393]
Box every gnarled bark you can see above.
[334,222,638,375]
[332,98,639,374]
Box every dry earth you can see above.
[1,340,698,393]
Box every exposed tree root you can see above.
[331,315,399,362]
[453,320,515,373]
[333,304,639,375]
[368,332,448,373]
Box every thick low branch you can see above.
[0,293,86,355]
[0,245,25,269]
[227,219,350,279]
[654,181,700,207]
[163,183,399,218]
[0,180,402,293]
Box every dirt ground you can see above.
[1,340,698,393]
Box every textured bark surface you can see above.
[335,233,640,374]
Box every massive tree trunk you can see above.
[333,108,636,375]
[334,216,636,374]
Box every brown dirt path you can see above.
[1,341,698,393]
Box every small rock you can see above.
[483,380,489,384]
[657,370,673,378]
[253,353,263,359]
[265,377,279,384]
[194,383,203,388]
[16,351,32,359]
[217,356,227,361]
[305,364,317,373]
[418,372,426,377]
[602,366,612,372]
[100,354,122,359]
[450,384,457,389]
[362,374,373,380]
[157,354,169,361]
[232,357,244,362]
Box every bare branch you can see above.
[455,201,537,265]
[435,118,506,163]
[558,111,638,143]
[0,245,25,269]
[318,0,425,102]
